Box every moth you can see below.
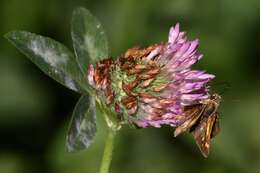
[174,94,221,158]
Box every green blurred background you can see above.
[1,0,260,173]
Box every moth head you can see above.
[211,93,221,104]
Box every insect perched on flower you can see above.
[88,23,221,157]
[175,93,221,157]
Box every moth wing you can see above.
[192,113,217,158]
[211,112,220,138]
[174,105,205,137]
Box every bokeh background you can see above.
[1,0,260,173]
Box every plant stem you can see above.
[99,129,116,173]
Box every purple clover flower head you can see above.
[87,23,215,128]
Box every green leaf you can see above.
[5,31,88,93]
[66,95,97,152]
[71,7,109,73]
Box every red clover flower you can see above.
[88,23,215,128]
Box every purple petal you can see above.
[168,23,180,44]
[87,64,95,87]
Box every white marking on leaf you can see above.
[30,40,68,67]
[84,35,98,62]
[64,76,77,91]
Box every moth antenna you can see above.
[210,81,231,96]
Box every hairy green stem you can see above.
[99,129,116,173]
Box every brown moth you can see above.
[174,94,221,158]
